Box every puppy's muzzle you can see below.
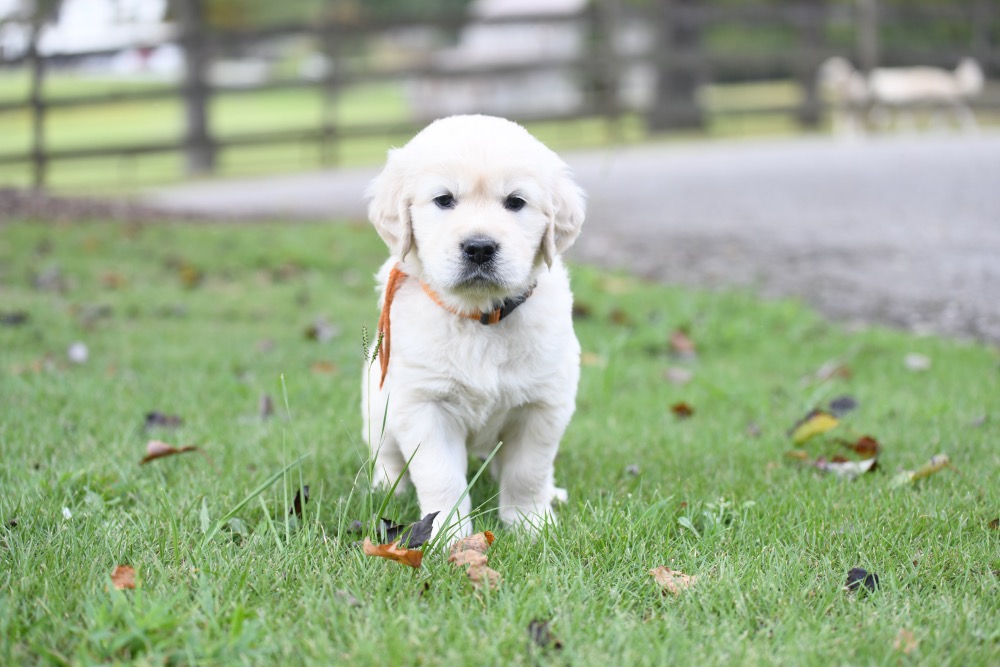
[461,237,498,266]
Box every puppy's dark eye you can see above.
[504,195,526,212]
[433,194,456,210]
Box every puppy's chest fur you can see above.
[383,268,576,452]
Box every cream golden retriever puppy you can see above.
[361,115,586,539]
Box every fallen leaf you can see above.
[100,272,127,289]
[448,531,494,560]
[669,329,697,359]
[814,456,877,480]
[289,485,309,518]
[139,440,199,465]
[812,361,852,382]
[178,262,203,289]
[528,619,563,650]
[362,537,423,568]
[670,402,695,419]
[904,353,931,372]
[844,567,879,594]
[6,517,18,528]
[448,531,499,589]
[259,394,274,420]
[788,409,839,444]
[988,518,999,531]
[304,318,339,342]
[608,308,631,326]
[144,411,183,430]
[0,311,29,327]
[664,367,693,385]
[467,562,502,590]
[449,549,488,567]
[649,566,697,595]
[397,512,439,549]
[310,360,338,374]
[828,395,858,417]
[110,565,136,590]
[893,628,918,655]
[841,435,880,459]
[784,449,809,461]
[571,303,592,319]
[891,453,950,487]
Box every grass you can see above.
[1,219,999,665]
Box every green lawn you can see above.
[1,220,998,665]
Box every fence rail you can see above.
[0,0,995,189]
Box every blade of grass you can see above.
[200,454,307,548]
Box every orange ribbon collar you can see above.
[377,264,533,388]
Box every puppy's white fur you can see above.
[362,115,585,539]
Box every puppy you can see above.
[361,115,586,539]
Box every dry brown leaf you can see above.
[894,628,918,655]
[139,440,199,465]
[467,562,502,590]
[448,531,499,589]
[449,531,494,558]
[842,435,880,459]
[649,566,697,595]
[110,565,136,590]
[670,402,695,419]
[310,360,338,374]
[448,550,488,567]
[362,537,423,568]
[669,329,697,359]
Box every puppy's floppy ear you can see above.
[541,167,587,267]
[366,149,413,259]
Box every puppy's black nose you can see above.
[461,238,498,265]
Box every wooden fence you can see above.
[0,0,996,189]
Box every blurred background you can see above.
[0,0,996,193]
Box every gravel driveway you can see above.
[146,133,1000,342]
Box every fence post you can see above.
[27,18,45,190]
[647,0,704,132]
[592,0,622,140]
[855,0,879,73]
[795,2,826,129]
[178,0,215,175]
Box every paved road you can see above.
[146,134,1000,342]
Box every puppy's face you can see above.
[368,116,585,310]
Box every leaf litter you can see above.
[139,440,200,465]
[649,567,697,596]
[110,565,136,590]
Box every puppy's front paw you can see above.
[551,487,568,505]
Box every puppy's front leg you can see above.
[497,403,571,533]
[395,403,473,539]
